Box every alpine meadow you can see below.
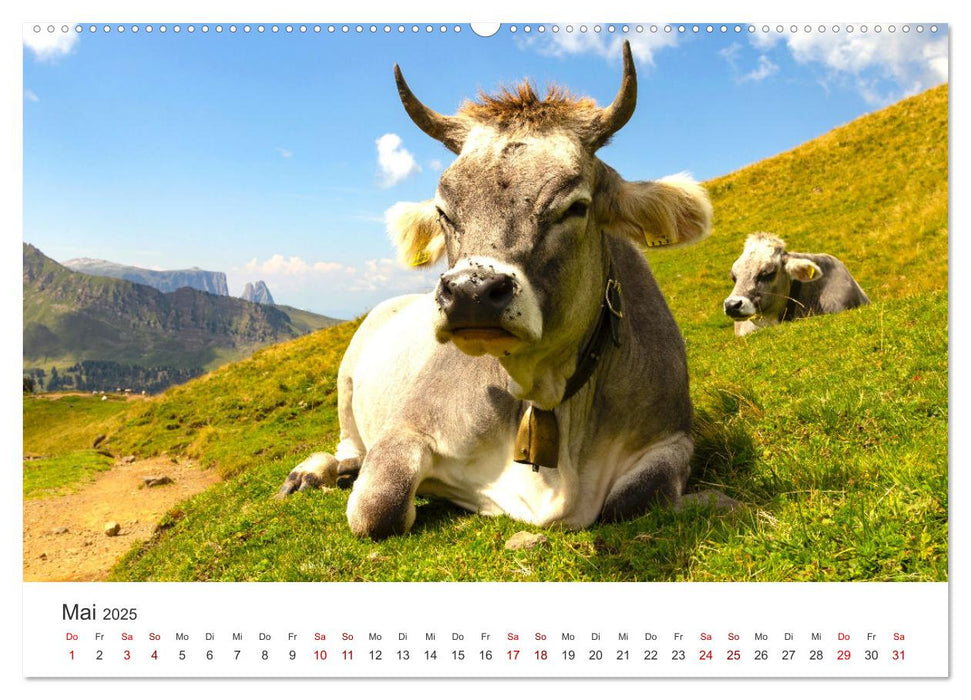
[23,84,948,582]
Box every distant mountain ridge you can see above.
[23,244,341,393]
[63,257,229,296]
[241,280,275,305]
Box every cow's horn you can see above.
[589,40,637,150]
[394,64,465,154]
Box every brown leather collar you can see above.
[562,259,623,403]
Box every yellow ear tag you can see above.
[807,267,815,280]
[411,250,431,267]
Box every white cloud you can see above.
[721,43,778,83]
[235,253,441,314]
[24,89,39,102]
[23,27,79,62]
[522,31,679,68]
[719,43,741,62]
[276,148,293,158]
[352,258,401,292]
[748,31,783,52]
[348,258,442,293]
[741,55,779,82]
[244,254,353,277]
[376,133,421,187]
[241,253,440,292]
[753,28,948,105]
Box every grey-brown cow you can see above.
[278,42,712,539]
[723,233,870,336]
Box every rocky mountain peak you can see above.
[240,281,275,305]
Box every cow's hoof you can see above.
[335,458,361,490]
[275,453,339,498]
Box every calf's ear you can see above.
[386,200,446,267]
[595,167,713,248]
[785,257,823,282]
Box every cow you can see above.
[723,233,870,336]
[277,42,713,540]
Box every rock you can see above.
[104,522,121,537]
[504,531,549,551]
[60,258,230,296]
[92,434,107,448]
[50,527,69,535]
[678,489,743,513]
[143,476,174,488]
[120,455,136,464]
[240,280,276,305]
[38,553,47,560]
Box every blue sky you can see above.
[23,22,948,318]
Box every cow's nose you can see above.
[724,298,743,315]
[436,270,517,327]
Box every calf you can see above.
[723,233,870,336]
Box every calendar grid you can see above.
[24,582,947,678]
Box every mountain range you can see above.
[23,244,340,393]
[63,258,230,296]
[62,257,280,308]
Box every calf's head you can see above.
[724,233,823,322]
[388,42,711,405]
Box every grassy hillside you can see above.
[102,320,361,478]
[275,305,343,335]
[647,84,947,336]
[23,394,132,498]
[23,394,131,457]
[24,85,947,582]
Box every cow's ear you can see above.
[595,168,712,248]
[386,200,446,267]
[785,257,823,282]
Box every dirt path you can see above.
[23,457,221,581]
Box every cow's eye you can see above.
[436,206,454,228]
[757,267,776,282]
[560,200,589,221]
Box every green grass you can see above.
[100,319,362,478]
[24,85,948,582]
[684,291,947,580]
[23,394,131,457]
[22,394,131,498]
[24,450,115,499]
[646,84,947,340]
[107,291,947,582]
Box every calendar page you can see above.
[17,0,955,691]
